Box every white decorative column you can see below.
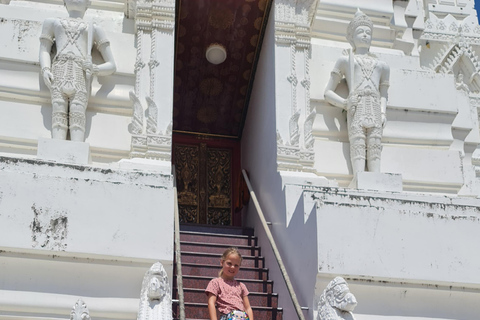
[128,0,175,163]
[420,0,480,196]
[275,0,318,172]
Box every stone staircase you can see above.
[173,224,283,320]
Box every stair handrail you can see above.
[242,169,306,320]
[173,165,186,320]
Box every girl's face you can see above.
[220,253,241,280]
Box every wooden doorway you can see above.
[173,134,242,226]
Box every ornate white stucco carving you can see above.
[39,0,116,142]
[129,91,145,136]
[324,10,390,176]
[429,35,480,93]
[420,2,480,196]
[275,0,318,27]
[146,96,158,134]
[129,0,175,161]
[137,262,172,320]
[70,299,91,320]
[275,0,317,172]
[317,277,357,320]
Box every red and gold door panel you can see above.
[173,135,241,226]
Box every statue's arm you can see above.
[39,18,55,89]
[324,57,347,110]
[379,62,390,126]
[92,24,116,76]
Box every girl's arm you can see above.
[243,295,254,320]
[207,293,218,320]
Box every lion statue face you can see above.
[147,274,166,301]
[328,280,357,312]
[318,277,357,320]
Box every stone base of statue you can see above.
[37,137,91,165]
[349,172,403,192]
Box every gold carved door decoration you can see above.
[175,143,232,225]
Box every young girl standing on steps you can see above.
[205,247,254,320]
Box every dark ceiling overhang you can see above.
[173,0,272,139]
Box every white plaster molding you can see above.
[308,185,480,284]
[134,1,175,32]
[37,138,91,166]
[146,133,172,161]
[350,172,403,192]
[0,290,138,319]
[422,14,480,44]
[312,1,395,47]
[391,0,425,55]
[13,0,125,13]
[275,0,319,27]
[427,0,477,17]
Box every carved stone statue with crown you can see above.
[137,262,173,320]
[39,0,116,142]
[324,9,390,176]
[317,277,357,320]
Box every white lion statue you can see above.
[317,277,357,320]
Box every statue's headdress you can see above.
[346,9,373,48]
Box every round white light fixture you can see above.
[206,44,227,65]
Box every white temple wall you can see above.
[0,156,174,320]
[259,1,480,319]
[242,8,301,320]
[0,3,176,317]
[242,7,326,319]
[308,187,480,320]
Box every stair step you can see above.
[173,302,282,320]
[180,224,254,236]
[180,231,257,246]
[182,263,269,280]
[181,251,265,268]
[175,227,282,320]
[181,241,261,256]
[178,275,274,293]
[181,288,278,308]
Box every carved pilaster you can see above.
[129,0,175,160]
[421,2,480,195]
[275,11,316,172]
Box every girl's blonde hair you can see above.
[219,247,243,277]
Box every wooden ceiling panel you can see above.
[173,0,271,139]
